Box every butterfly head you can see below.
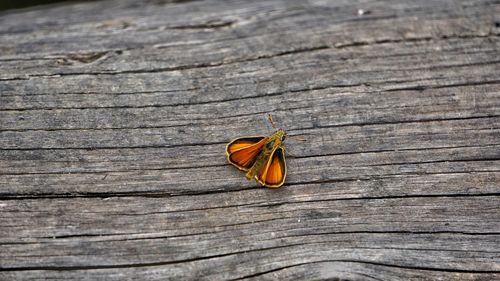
[274,128,287,142]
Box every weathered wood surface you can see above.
[0,0,499,280]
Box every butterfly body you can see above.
[226,129,287,188]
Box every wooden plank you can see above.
[1,0,499,280]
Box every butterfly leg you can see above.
[245,166,257,181]
[282,144,297,157]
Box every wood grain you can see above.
[1,0,499,280]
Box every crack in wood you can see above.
[2,112,499,135]
[1,188,499,201]
[0,45,331,81]
[0,243,308,271]
[233,259,500,280]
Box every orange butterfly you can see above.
[226,116,288,188]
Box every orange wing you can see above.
[226,137,267,171]
[256,147,286,188]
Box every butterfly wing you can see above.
[226,136,268,171]
[256,147,286,188]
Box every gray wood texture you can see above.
[1,0,499,280]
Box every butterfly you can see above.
[226,115,288,188]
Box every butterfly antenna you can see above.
[289,135,307,142]
[267,113,277,129]
[290,136,307,142]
